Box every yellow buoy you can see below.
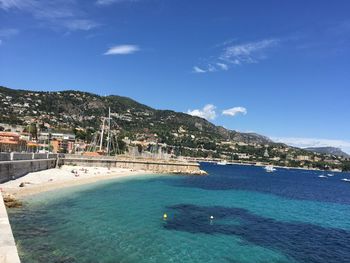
[163,213,168,220]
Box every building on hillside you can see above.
[0,132,27,152]
[324,159,341,165]
[237,153,251,159]
[313,156,322,162]
[297,155,310,161]
[264,148,269,158]
[50,133,76,153]
[26,141,39,153]
[0,123,25,133]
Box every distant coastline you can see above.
[200,160,343,173]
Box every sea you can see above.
[7,163,350,263]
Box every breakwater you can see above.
[0,153,205,185]
[60,154,206,175]
[0,193,21,263]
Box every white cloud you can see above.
[193,65,217,73]
[222,107,247,117]
[0,0,98,32]
[193,66,206,73]
[216,62,228,70]
[220,39,279,64]
[193,38,279,73]
[271,137,350,154]
[104,45,140,55]
[187,104,217,120]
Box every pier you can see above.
[0,194,21,263]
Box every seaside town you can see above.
[0,119,349,172]
[2,1,350,263]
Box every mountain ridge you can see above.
[304,147,349,158]
[0,86,273,147]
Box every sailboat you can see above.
[85,107,120,156]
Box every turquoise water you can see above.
[8,164,350,262]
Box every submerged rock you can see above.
[3,194,23,208]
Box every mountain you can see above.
[0,86,272,148]
[304,147,349,158]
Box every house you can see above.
[297,155,310,161]
[0,132,26,152]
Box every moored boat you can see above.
[264,165,276,172]
[217,160,227,165]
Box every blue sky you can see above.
[1,0,350,152]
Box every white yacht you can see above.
[264,165,276,172]
[341,178,350,182]
[217,160,227,165]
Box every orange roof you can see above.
[0,132,20,137]
[0,140,19,145]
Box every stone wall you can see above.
[12,153,33,161]
[0,153,11,162]
[0,153,58,161]
[0,159,57,184]
[61,155,205,175]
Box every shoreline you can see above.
[209,161,343,173]
[0,166,154,199]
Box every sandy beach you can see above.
[0,166,149,198]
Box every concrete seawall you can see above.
[0,194,21,263]
[61,155,205,175]
[0,159,57,184]
[0,153,205,185]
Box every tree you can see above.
[137,144,143,154]
[23,123,38,140]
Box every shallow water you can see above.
[8,164,350,262]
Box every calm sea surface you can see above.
[8,163,350,263]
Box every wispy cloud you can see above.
[271,137,350,154]
[220,39,279,64]
[104,44,140,55]
[187,104,217,120]
[192,66,206,73]
[193,38,280,73]
[0,28,19,44]
[96,0,138,6]
[0,0,98,32]
[222,107,247,117]
[63,19,99,31]
[216,62,228,71]
[192,65,216,73]
[0,0,31,10]
[0,28,19,37]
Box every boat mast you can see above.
[99,118,105,151]
[106,107,111,155]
